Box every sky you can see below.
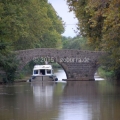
[48,0,78,37]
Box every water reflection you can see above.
[94,73,104,81]
[0,70,120,120]
[31,81,55,108]
[0,82,66,120]
[58,81,98,120]
[54,69,104,81]
[59,81,120,120]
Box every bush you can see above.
[0,53,18,83]
[98,66,115,80]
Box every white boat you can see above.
[28,64,58,82]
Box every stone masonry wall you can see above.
[16,48,106,81]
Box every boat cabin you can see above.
[33,65,53,76]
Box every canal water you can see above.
[0,69,120,120]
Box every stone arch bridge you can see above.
[16,48,106,81]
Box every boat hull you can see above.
[31,75,57,81]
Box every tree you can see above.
[13,0,64,50]
[62,36,90,50]
[0,41,18,83]
[0,0,64,50]
[67,0,120,80]
[37,3,64,49]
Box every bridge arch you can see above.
[16,48,106,81]
[18,55,69,79]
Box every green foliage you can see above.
[62,36,92,50]
[39,30,62,49]
[37,3,64,49]
[0,0,64,50]
[98,66,115,80]
[2,53,18,83]
[51,63,62,69]
[0,0,29,45]
[0,41,18,83]
[47,3,64,34]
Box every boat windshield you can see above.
[47,69,51,74]
[34,70,38,74]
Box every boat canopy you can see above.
[33,65,52,70]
